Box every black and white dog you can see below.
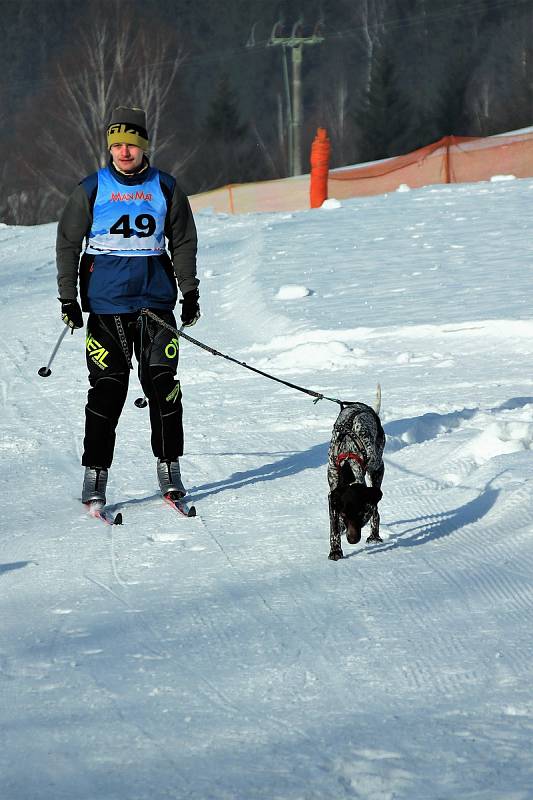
[327,387,385,560]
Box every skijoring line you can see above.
[141,308,345,407]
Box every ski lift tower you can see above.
[249,16,324,176]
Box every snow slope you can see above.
[1,177,533,800]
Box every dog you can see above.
[327,386,385,560]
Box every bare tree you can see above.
[359,0,390,97]
[20,12,189,215]
[464,5,533,137]
[310,59,353,169]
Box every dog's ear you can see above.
[367,487,383,504]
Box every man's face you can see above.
[110,143,144,173]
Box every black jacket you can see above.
[56,159,198,312]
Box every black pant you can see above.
[82,310,183,468]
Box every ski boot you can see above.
[157,458,186,499]
[82,466,108,504]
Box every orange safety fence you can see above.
[189,130,533,215]
[328,133,533,198]
[189,175,309,215]
[448,131,533,183]
[328,136,471,198]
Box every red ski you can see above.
[86,501,123,526]
[163,492,197,518]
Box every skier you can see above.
[56,106,199,507]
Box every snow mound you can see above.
[461,414,533,464]
[490,174,516,182]
[385,407,478,451]
[253,340,367,372]
[276,284,312,300]
[397,183,411,192]
[442,405,533,484]
[321,198,342,209]
[396,351,413,364]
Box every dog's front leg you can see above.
[328,494,344,560]
[366,464,384,543]
[366,506,382,543]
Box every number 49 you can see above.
[110,214,156,238]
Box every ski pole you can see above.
[38,326,69,377]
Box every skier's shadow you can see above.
[0,561,35,575]
[189,442,329,503]
[107,492,161,511]
[107,442,329,511]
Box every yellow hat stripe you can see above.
[107,124,149,151]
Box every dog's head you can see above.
[333,483,383,544]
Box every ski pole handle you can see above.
[38,326,69,377]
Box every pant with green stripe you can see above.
[82,310,183,468]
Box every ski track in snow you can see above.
[1,182,533,799]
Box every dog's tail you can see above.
[374,383,382,416]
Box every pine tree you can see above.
[198,73,266,189]
[205,75,248,144]
[356,44,409,161]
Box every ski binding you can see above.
[86,500,123,526]
[163,491,196,517]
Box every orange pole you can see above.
[310,127,331,208]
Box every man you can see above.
[56,106,199,506]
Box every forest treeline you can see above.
[1,0,533,224]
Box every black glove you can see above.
[60,299,83,330]
[180,290,200,327]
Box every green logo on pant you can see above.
[165,338,180,359]
[86,333,109,369]
[166,382,181,403]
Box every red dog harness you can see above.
[335,451,366,472]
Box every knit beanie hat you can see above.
[107,107,149,151]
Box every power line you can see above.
[0,0,530,93]
[326,0,533,42]
[246,0,532,50]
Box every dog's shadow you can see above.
[363,484,500,556]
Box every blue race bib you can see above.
[86,167,167,256]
